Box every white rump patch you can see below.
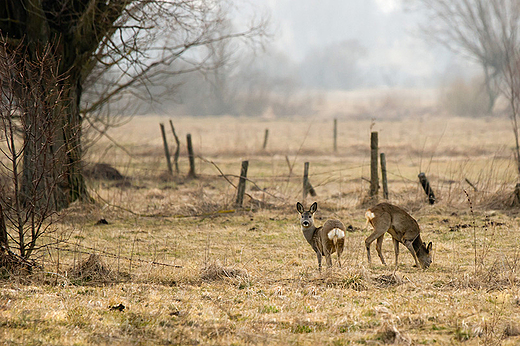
[365,210,375,229]
[328,228,345,240]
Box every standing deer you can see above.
[296,202,346,271]
[365,203,432,269]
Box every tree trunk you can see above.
[56,80,89,209]
[0,203,8,251]
[19,56,89,211]
[483,64,499,114]
[21,82,88,211]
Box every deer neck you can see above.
[412,234,423,254]
[301,224,319,246]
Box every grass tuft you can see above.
[200,262,249,282]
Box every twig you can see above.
[84,116,135,158]
[51,242,182,268]
[465,178,478,191]
[199,156,284,201]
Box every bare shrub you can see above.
[0,40,69,261]
[439,77,490,117]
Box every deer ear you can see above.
[427,242,432,252]
[310,202,318,213]
[296,202,304,213]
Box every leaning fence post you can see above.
[418,172,435,204]
[186,134,197,179]
[169,120,180,174]
[380,152,388,199]
[370,131,379,197]
[235,160,249,208]
[263,129,269,150]
[160,123,173,175]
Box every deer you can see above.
[296,202,346,272]
[365,203,432,269]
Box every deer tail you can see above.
[365,210,375,228]
[327,228,345,245]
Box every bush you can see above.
[439,77,491,117]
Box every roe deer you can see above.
[296,202,346,271]
[365,203,432,269]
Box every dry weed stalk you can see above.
[463,189,479,274]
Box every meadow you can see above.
[1,109,520,345]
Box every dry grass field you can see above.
[2,111,520,345]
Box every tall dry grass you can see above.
[2,110,520,345]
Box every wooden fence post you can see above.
[514,183,520,206]
[186,134,197,179]
[302,162,317,202]
[169,120,180,174]
[263,129,269,150]
[380,152,388,199]
[370,131,379,196]
[333,118,338,152]
[303,162,310,202]
[160,123,173,175]
[418,172,435,204]
[235,160,249,207]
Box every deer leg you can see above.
[325,249,333,268]
[403,240,420,267]
[365,231,384,265]
[336,242,343,268]
[316,251,323,272]
[365,213,391,265]
[376,235,386,265]
[393,237,400,269]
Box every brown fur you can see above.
[296,202,346,271]
[365,203,432,269]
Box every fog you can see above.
[261,0,479,88]
[122,0,485,116]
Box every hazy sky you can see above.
[257,0,479,87]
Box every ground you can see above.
[1,113,520,345]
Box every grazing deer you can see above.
[296,202,346,271]
[365,203,432,269]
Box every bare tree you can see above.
[0,40,66,260]
[494,1,520,176]
[412,0,520,182]
[0,0,268,209]
[412,0,519,113]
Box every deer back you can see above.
[370,203,420,243]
